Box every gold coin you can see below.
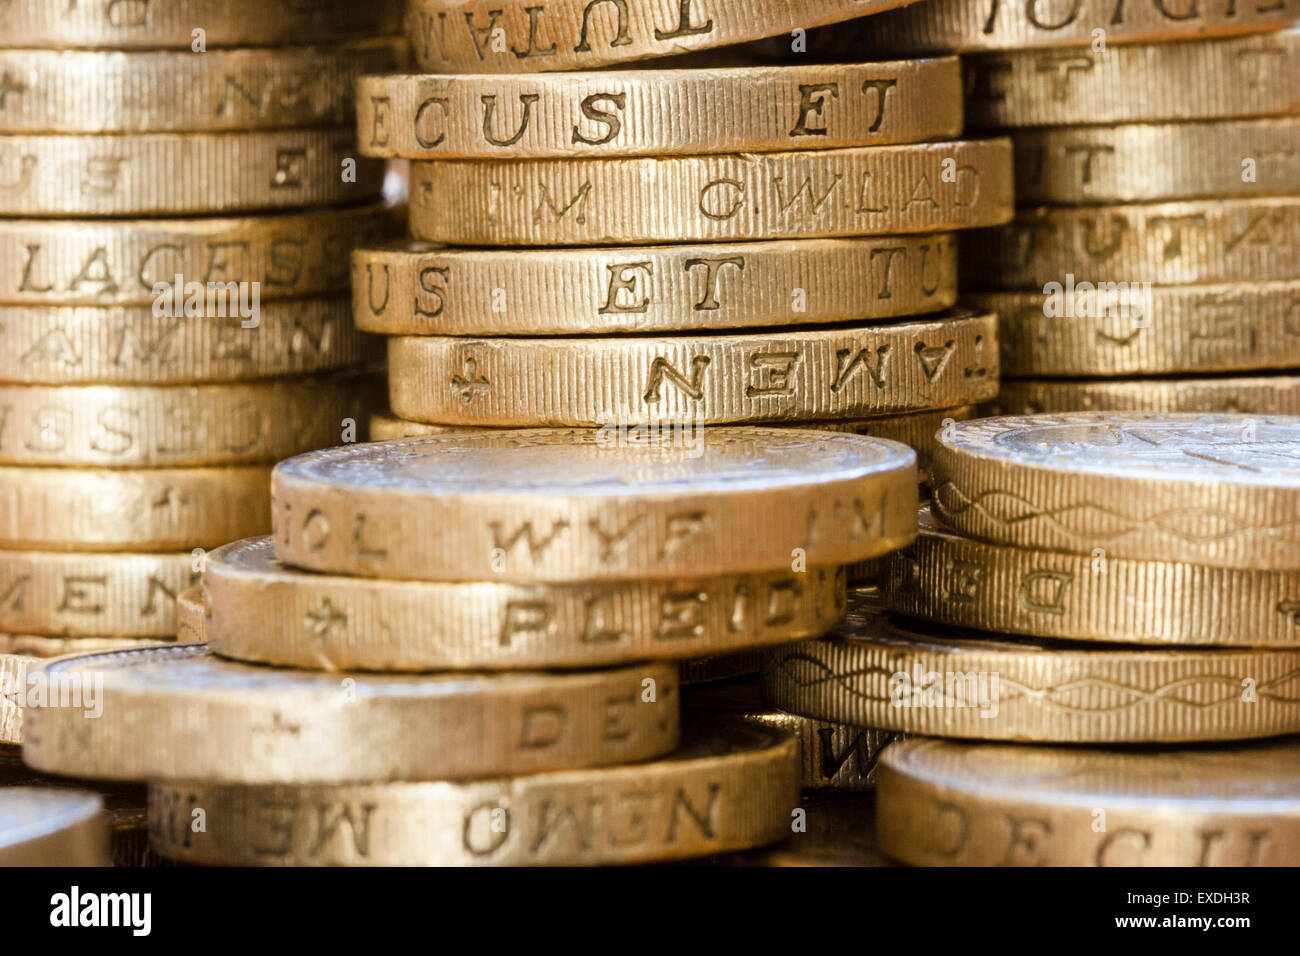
[0,205,400,307]
[0,749,160,868]
[714,793,894,867]
[176,587,207,644]
[885,505,1300,647]
[877,736,1300,866]
[931,412,1300,569]
[358,59,961,159]
[0,550,196,638]
[1013,117,1300,204]
[729,711,901,791]
[202,535,845,671]
[24,644,679,784]
[966,29,1300,128]
[409,139,1015,246]
[0,0,401,48]
[406,0,914,73]
[990,375,1300,416]
[974,281,1300,378]
[386,310,999,426]
[352,234,958,335]
[0,787,106,866]
[763,588,1300,743]
[963,196,1300,289]
[0,465,271,551]
[0,131,384,215]
[272,428,919,583]
[147,714,796,865]
[3,641,166,745]
[0,42,403,133]
[0,298,376,385]
[853,0,1291,53]
[0,376,378,467]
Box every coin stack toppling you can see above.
[0,0,402,727]
[19,427,922,864]
[353,0,1013,505]
[755,411,1300,866]
[870,4,1300,416]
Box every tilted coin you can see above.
[0,131,384,215]
[386,310,999,426]
[147,715,797,865]
[357,59,961,159]
[0,787,105,866]
[0,376,377,467]
[0,42,402,133]
[884,505,1300,647]
[0,0,401,48]
[963,196,1300,289]
[973,281,1300,378]
[272,429,918,583]
[877,737,1300,866]
[0,205,400,307]
[930,413,1300,569]
[763,588,1300,743]
[853,0,1291,53]
[352,234,958,335]
[0,465,271,551]
[965,29,1300,128]
[202,536,845,671]
[405,0,916,73]
[0,550,196,637]
[0,299,376,385]
[1013,117,1300,204]
[23,644,679,784]
[409,140,1015,246]
[990,375,1300,416]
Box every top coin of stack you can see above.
[353,0,1012,500]
[0,0,402,723]
[859,4,1300,417]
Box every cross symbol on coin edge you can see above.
[450,356,491,405]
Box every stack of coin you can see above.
[0,0,402,707]
[352,0,1013,498]
[864,7,1300,416]
[817,411,1300,865]
[20,426,920,864]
